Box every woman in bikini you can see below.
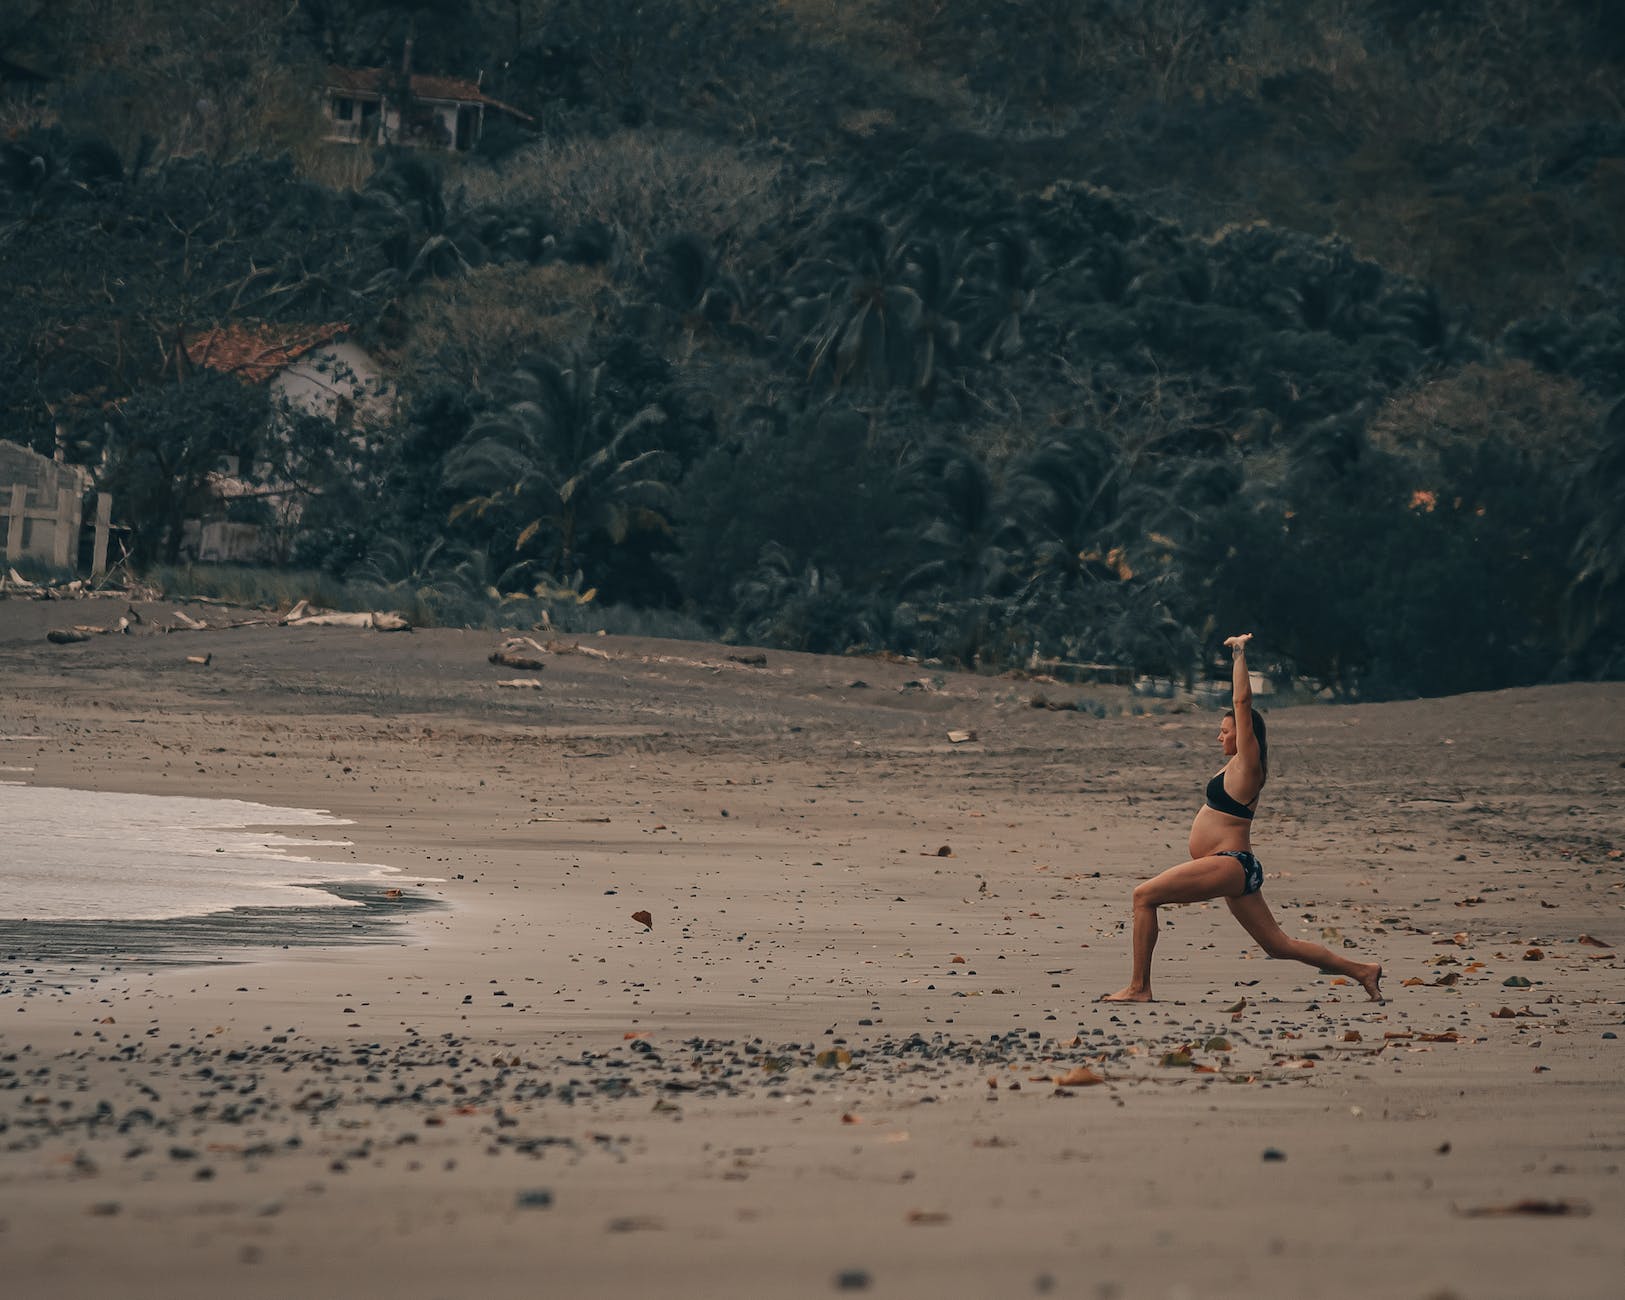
[1100,633,1383,1003]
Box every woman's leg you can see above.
[1099,856,1248,1002]
[1226,893,1384,1002]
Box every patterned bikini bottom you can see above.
[1216,849,1263,895]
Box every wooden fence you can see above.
[1,484,113,576]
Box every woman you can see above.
[1099,633,1383,1003]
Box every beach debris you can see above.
[816,1049,852,1068]
[1261,1148,1286,1161]
[946,729,976,744]
[185,653,211,666]
[6,566,41,593]
[935,845,953,857]
[1523,947,1545,960]
[1052,1067,1104,1088]
[905,1210,950,1225]
[45,628,92,644]
[631,910,653,929]
[489,646,546,670]
[516,1188,554,1209]
[1577,934,1612,947]
[1503,976,1533,987]
[607,1214,665,1231]
[834,1270,872,1291]
[285,610,411,631]
[727,652,767,666]
[496,678,544,689]
[1456,1199,1590,1218]
[170,608,207,630]
[489,634,556,664]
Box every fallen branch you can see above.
[287,610,411,632]
[490,643,547,670]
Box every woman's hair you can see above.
[1226,706,1268,783]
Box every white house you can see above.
[322,63,532,152]
[182,322,392,427]
[179,322,393,562]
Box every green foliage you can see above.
[6,2,1623,692]
[440,349,682,601]
[95,372,272,564]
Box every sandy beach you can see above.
[1,601,1621,1300]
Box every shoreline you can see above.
[1,614,1621,1298]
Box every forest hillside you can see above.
[3,0,1622,696]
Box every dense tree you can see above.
[3,2,1620,688]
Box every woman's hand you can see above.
[1224,633,1253,654]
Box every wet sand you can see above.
[1,602,1622,1299]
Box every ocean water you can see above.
[0,784,409,921]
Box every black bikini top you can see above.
[1205,769,1258,820]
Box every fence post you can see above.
[5,483,24,563]
[93,492,112,577]
[53,486,75,569]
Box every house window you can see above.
[333,95,355,121]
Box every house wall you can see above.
[271,342,393,426]
[0,440,93,570]
[324,92,481,151]
[198,522,270,564]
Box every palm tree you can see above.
[441,352,677,589]
[637,231,753,353]
[961,225,1043,362]
[779,211,930,393]
[894,439,1022,600]
[1567,395,1625,663]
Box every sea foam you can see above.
[0,785,409,921]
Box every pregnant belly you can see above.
[1189,806,1251,859]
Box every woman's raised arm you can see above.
[1224,633,1259,761]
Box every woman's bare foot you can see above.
[1357,963,1384,1003]
[1097,986,1153,1003]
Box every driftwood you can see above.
[517,636,614,661]
[186,653,212,666]
[495,677,544,689]
[490,649,546,670]
[7,569,157,602]
[170,609,208,630]
[46,628,91,644]
[490,636,551,668]
[286,610,411,632]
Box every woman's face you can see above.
[1218,714,1238,756]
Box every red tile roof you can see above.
[324,66,533,122]
[182,322,350,385]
